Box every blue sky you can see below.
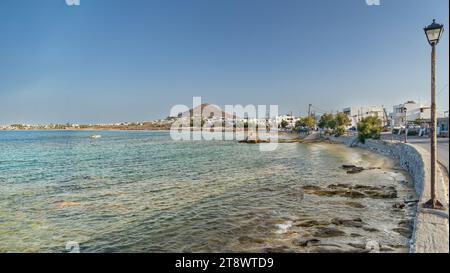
[0,0,448,124]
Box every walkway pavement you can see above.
[381,134,449,172]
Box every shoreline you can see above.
[328,135,449,253]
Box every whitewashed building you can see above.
[343,106,388,128]
[389,101,444,128]
[276,115,300,129]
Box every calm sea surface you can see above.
[0,131,416,253]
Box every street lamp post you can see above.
[424,19,445,209]
[403,107,408,143]
[391,118,394,142]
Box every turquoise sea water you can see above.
[0,131,415,253]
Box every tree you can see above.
[280,119,289,129]
[317,113,351,136]
[335,113,351,128]
[296,116,316,134]
[318,113,334,129]
[334,113,351,136]
[300,116,316,129]
[358,116,382,143]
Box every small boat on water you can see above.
[90,135,102,139]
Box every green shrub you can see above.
[358,116,382,143]
[334,126,346,137]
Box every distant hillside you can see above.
[178,104,236,120]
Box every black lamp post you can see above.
[424,19,444,210]
[403,107,408,143]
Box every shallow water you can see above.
[0,131,416,253]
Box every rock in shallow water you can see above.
[380,246,396,252]
[308,245,370,253]
[293,219,328,227]
[392,227,412,238]
[348,243,366,249]
[313,227,346,238]
[292,238,320,247]
[263,246,292,253]
[345,190,366,198]
[343,201,366,208]
[342,164,357,169]
[362,227,379,233]
[238,236,266,244]
[303,184,398,199]
[392,203,406,209]
[331,217,365,228]
[347,167,365,174]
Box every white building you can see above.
[276,115,300,129]
[343,106,388,128]
[389,101,444,128]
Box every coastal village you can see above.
[2,101,448,138]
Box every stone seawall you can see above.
[330,136,449,253]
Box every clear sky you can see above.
[0,0,448,124]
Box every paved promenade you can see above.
[381,134,449,173]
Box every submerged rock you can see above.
[239,139,270,144]
[331,218,364,228]
[344,190,366,198]
[328,183,352,189]
[362,227,379,233]
[303,184,398,199]
[293,219,328,227]
[348,243,366,249]
[263,246,292,253]
[313,227,346,238]
[393,203,406,209]
[302,185,322,191]
[292,238,320,247]
[380,246,396,252]
[238,236,266,244]
[343,201,366,208]
[364,187,397,199]
[308,245,370,253]
[347,167,365,174]
[392,227,412,238]
[342,164,381,174]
